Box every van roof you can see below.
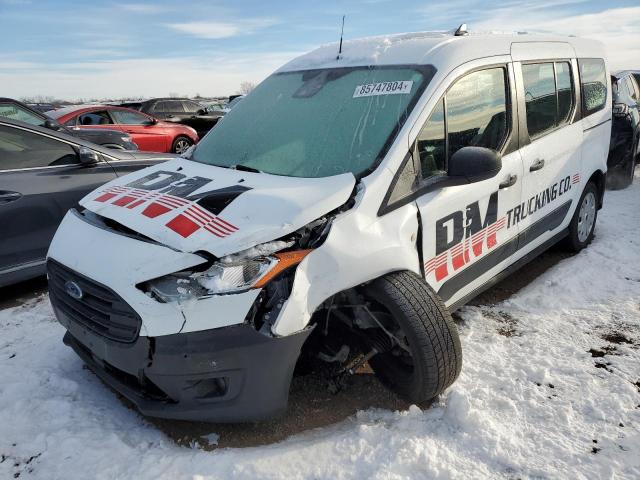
[278,31,606,73]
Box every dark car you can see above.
[132,98,223,138]
[607,71,640,189]
[0,118,173,287]
[27,103,60,113]
[0,98,138,151]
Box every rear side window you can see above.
[78,111,113,126]
[167,101,185,113]
[578,59,607,117]
[182,101,202,113]
[416,67,508,179]
[522,62,575,138]
[111,110,150,125]
[0,125,78,170]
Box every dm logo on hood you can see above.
[91,170,250,239]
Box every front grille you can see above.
[48,259,142,343]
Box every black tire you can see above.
[607,138,637,190]
[364,271,462,405]
[563,181,599,252]
[172,136,193,154]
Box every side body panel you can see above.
[511,54,583,259]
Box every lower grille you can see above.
[48,259,142,343]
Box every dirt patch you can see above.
[482,310,519,337]
[0,277,48,310]
[588,346,617,357]
[601,331,633,345]
[594,361,613,373]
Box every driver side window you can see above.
[416,67,508,180]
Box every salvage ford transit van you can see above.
[47,31,611,422]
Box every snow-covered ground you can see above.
[1,180,639,480]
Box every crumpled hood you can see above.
[80,158,356,257]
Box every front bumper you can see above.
[59,309,311,422]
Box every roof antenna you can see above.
[454,23,469,36]
[337,15,345,60]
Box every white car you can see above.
[47,29,611,422]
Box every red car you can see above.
[48,105,199,154]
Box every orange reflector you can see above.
[253,249,314,289]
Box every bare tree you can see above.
[238,81,256,95]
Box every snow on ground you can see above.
[1,181,639,480]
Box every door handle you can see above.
[529,158,545,172]
[499,174,518,189]
[0,191,22,203]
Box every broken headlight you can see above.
[142,241,312,302]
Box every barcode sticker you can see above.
[353,81,413,98]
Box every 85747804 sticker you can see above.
[353,80,413,98]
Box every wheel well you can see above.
[588,169,606,209]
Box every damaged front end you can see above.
[48,204,339,422]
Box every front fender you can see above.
[271,203,421,336]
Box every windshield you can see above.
[191,65,434,178]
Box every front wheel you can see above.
[363,271,462,406]
[564,181,599,252]
[172,136,193,154]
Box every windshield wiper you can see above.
[231,164,262,173]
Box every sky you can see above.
[0,0,638,100]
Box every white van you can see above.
[47,30,611,422]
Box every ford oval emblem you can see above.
[64,281,83,300]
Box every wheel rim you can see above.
[174,139,191,154]
[577,191,596,242]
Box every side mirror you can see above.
[144,117,158,125]
[197,109,206,115]
[43,119,62,131]
[448,147,502,184]
[78,147,100,165]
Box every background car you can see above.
[0,117,172,287]
[47,105,199,154]
[129,98,224,138]
[608,71,640,189]
[0,98,138,150]
[27,102,61,113]
[225,95,244,110]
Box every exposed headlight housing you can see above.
[142,241,312,303]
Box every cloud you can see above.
[166,18,277,39]
[472,5,640,70]
[119,3,169,14]
[0,51,303,100]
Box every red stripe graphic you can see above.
[91,185,239,239]
[112,195,139,207]
[142,202,172,218]
[94,192,118,203]
[166,214,200,238]
[425,216,506,281]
